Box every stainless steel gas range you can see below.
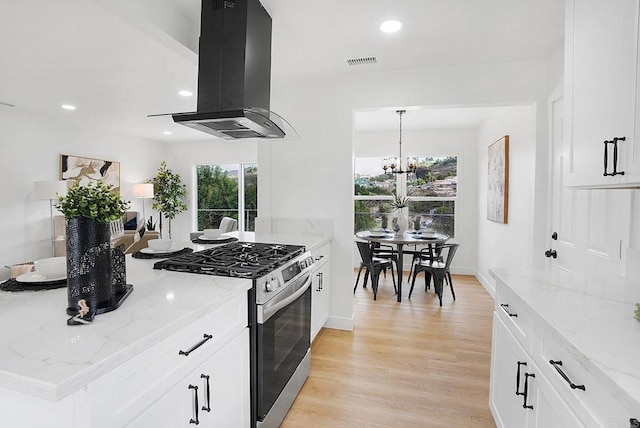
[154,242,314,428]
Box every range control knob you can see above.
[265,278,281,292]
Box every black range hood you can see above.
[172,0,289,139]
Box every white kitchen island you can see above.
[0,232,329,428]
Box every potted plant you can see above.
[56,181,129,315]
[149,161,187,239]
[391,192,411,236]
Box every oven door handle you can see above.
[260,274,312,323]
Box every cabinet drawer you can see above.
[538,328,635,428]
[88,293,248,426]
[495,282,534,353]
[312,242,330,266]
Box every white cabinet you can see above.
[490,276,639,428]
[0,292,250,428]
[127,329,250,427]
[489,313,531,428]
[87,292,249,427]
[489,289,585,428]
[310,243,330,342]
[564,0,640,188]
[528,363,585,428]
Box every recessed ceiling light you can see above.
[380,20,402,33]
[61,104,76,110]
[163,131,173,135]
[178,90,193,97]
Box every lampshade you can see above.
[132,183,154,199]
[34,180,68,200]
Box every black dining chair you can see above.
[354,241,397,300]
[409,243,459,306]
[371,242,399,278]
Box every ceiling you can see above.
[0,0,564,141]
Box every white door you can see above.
[548,91,579,273]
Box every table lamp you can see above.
[132,183,154,220]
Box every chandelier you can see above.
[382,110,417,175]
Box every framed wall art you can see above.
[487,135,509,223]
[60,154,120,193]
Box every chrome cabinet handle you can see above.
[500,303,518,317]
[549,360,586,391]
[179,334,213,356]
[188,384,199,425]
[201,374,211,412]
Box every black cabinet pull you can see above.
[201,374,211,412]
[603,137,626,177]
[179,334,213,356]
[189,384,200,425]
[523,373,535,409]
[516,361,527,396]
[500,303,518,317]
[549,360,586,391]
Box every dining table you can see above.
[355,230,450,302]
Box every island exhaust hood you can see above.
[172,0,293,140]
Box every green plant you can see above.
[392,192,411,210]
[56,181,129,223]
[149,161,187,238]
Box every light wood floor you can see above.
[282,271,497,428]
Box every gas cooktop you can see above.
[153,242,306,279]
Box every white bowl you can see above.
[148,239,172,251]
[33,257,66,278]
[203,228,221,239]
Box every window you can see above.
[196,163,258,231]
[354,156,457,236]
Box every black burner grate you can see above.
[153,242,305,278]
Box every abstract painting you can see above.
[60,154,120,193]
[487,135,509,223]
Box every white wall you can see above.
[0,108,166,279]
[264,59,552,330]
[475,106,538,294]
[353,127,479,274]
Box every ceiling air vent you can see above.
[347,56,377,66]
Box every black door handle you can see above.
[545,249,557,258]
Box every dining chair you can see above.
[354,241,397,300]
[219,217,238,233]
[409,243,459,306]
[371,242,399,278]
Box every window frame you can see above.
[353,155,459,237]
[195,162,258,232]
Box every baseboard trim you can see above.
[324,314,355,332]
[474,270,496,299]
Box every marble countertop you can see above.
[490,268,640,412]
[0,231,330,402]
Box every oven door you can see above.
[256,272,312,420]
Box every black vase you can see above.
[66,217,112,315]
